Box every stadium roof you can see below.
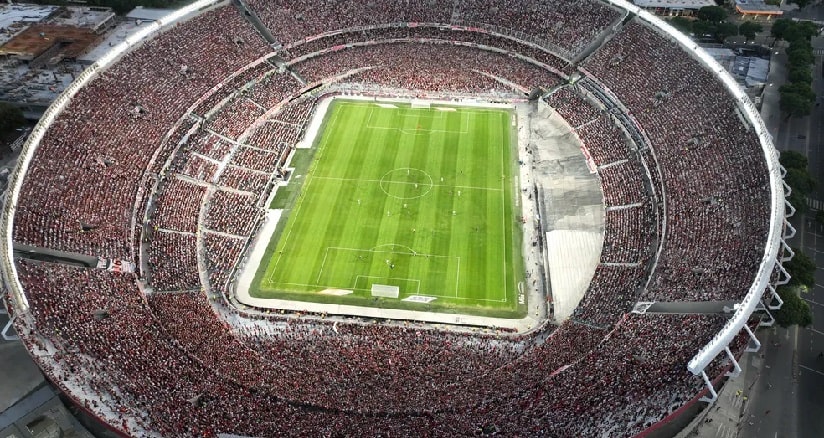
[0,4,57,46]
[633,0,715,10]
[125,6,175,22]
[79,20,151,64]
[735,0,783,14]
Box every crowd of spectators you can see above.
[272,97,318,125]
[577,116,631,165]
[203,231,246,289]
[582,21,771,302]
[13,5,270,259]
[598,161,649,206]
[208,98,265,140]
[246,0,618,56]
[7,5,777,437]
[247,72,303,110]
[602,202,655,264]
[232,146,282,173]
[217,166,271,195]
[546,87,603,128]
[245,122,301,151]
[15,258,739,436]
[292,42,561,93]
[193,62,274,118]
[150,179,206,234]
[147,231,199,291]
[281,25,568,72]
[204,190,262,237]
[573,265,647,327]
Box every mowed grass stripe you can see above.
[253,100,525,316]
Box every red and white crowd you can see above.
[7,2,775,437]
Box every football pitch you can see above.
[250,99,526,318]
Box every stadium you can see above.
[0,0,791,436]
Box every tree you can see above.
[785,247,816,288]
[771,19,792,40]
[714,22,739,42]
[780,150,808,170]
[739,21,763,40]
[774,286,813,328]
[789,190,809,214]
[669,16,693,34]
[697,5,727,23]
[787,43,814,67]
[0,102,25,135]
[779,82,816,117]
[692,20,716,37]
[785,168,816,195]
[788,65,813,85]
[789,0,812,8]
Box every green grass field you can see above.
[250,100,526,318]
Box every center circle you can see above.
[379,168,434,200]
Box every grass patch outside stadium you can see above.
[250,99,526,319]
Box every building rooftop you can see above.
[46,6,115,31]
[735,0,783,14]
[126,6,175,22]
[0,24,99,60]
[79,19,153,64]
[0,4,57,46]
[633,0,715,9]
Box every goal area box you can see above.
[371,284,400,299]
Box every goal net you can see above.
[371,284,400,299]
[410,99,431,109]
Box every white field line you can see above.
[500,111,508,304]
[274,282,505,302]
[455,256,461,298]
[311,175,502,192]
[363,104,470,134]
[266,103,513,305]
[353,275,421,294]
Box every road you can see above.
[737,40,824,437]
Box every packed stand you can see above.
[232,146,283,174]
[193,62,274,117]
[150,179,206,234]
[246,72,303,110]
[204,190,262,236]
[602,202,655,264]
[582,20,771,301]
[598,161,648,206]
[455,0,620,55]
[292,42,560,93]
[13,6,271,259]
[15,258,738,436]
[218,166,271,195]
[173,153,219,183]
[246,122,302,151]
[188,131,234,161]
[245,0,453,45]
[208,97,264,140]
[546,86,603,128]
[203,231,246,290]
[577,115,631,165]
[573,265,646,327]
[246,0,617,57]
[281,25,568,71]
[271,97,318,125]
[147,231,199,291]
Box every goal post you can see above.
[410,99,431,109]
[371,284,400,299]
